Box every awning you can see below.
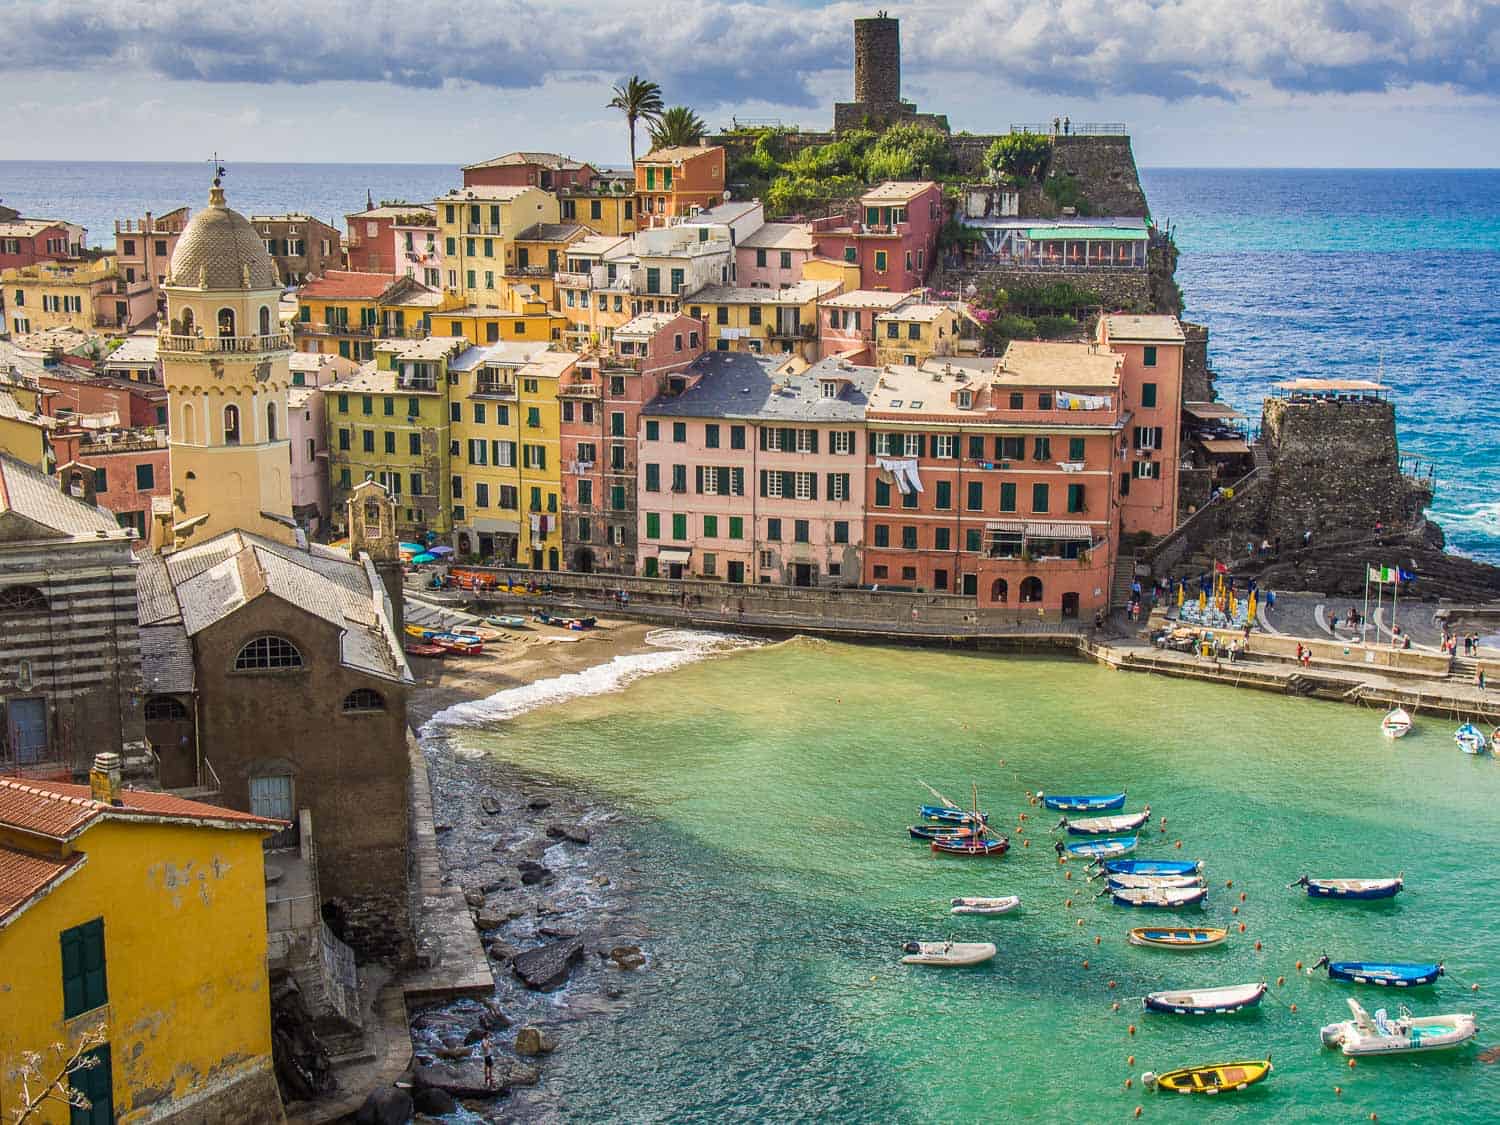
[985,519,1094,541]
[1184,401,1245,420]
[1025,227,1147,241]
[1274,379,1387,392]
[658,548,692,565]
[468,518,520,534]
[1199,438,1251,455]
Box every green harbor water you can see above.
[439,638,1500,1123]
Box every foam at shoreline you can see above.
[423,628,762,732]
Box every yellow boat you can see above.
[1127,926,1228,950]
[404,624,435,640]
[1143,1059,1272,1095]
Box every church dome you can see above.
[168,180,281,291]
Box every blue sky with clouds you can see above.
[3,0,1498,167]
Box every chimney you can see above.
[90,752,123,806]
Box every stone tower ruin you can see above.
[835,13,950,135]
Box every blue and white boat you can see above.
[1290,875,1404,900]
[1040,790,1127,811]
[1313,957,1443,987]
[1095,858,1203,877]
[920,804,988,825]
[1144,981,1267,1015]
[1106,873,1205,891]
[1057,807,1151,836]
[1109,885,1208,909]
[1063,835,1137,860]
[1455,724,1488,755]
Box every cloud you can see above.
[6,0,1499,110]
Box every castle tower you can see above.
[348,478,404,634]
[159,174,296,547]
[853,14,901,108]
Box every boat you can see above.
[403,642,446,658]
[920,804,988,825]
[1312,957,1443,988]
[907,824,975,841]
[931,835,1009,857]
[431,634,483,655]
[404,623,437,640]
[1142,1059,1272,1095]
[1057,807,1151,836]
[535,611,596,630]
[1109,886,1208,909]
[1063,836,1137,860]
[1455,723,1488,755]
[1290,875,1403,900]
[1320,997,1477,1056]
[900,941,997,966]
[449,625,504,643]
[1128,927,1229,950]
[1105,873,1206,891]
[484,614,528,628]
[1097,858,1203,877]
[1382,707,1412,738]
[1039,791,1127,811]
[950,896,1020,916]
[1144,982,1268,1016]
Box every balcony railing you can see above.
[159,330,292,354]
[294,321,373,338]
[465,223,502,235]
[473,379,517,398]
[397,376,438,392]
[554,271,592,288]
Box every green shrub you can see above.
[985,132,1052,182]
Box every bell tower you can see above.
[158,170,296,547]
[348,478,404,634]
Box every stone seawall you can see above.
[934,265,1152,312]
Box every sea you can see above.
[0,161,1496,563]
[423,632,1500,1122]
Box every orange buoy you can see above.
[1066,898,1073,907]
[1277,976,1285,986]
[1238,922,1247,932]
[1095,935,1102,945]
[1291,1003,1297,1012]
[1127,1055,1135,1066]
[1083,959,1089,968]
[1232,906,1240,915]
[1174,840,1182,849]
[1124,1077,1132,1089]
[1077,918,1086,927]
[1225,879,1233,888]
[1348,1058,1356,1068]
[1255,941,1263,951]
[1473,983,1481,992]
[1240,892,1247,902]
[1134,1108,1142,1119]
[1066,870,1073,880]
[1112,1002,1120,1011]
[1334,1086,1342,1096]
[1128,1024,1136,1035]
[1024,839,1031,847]
[1296,961,1304,970]
[1108,980,1118,990]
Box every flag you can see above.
[1368,565,1397,583]
[1214,561,1228,574]
[1398,567,1416,582]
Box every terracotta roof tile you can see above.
[0,776,282,841]
[0,847,84,926]
[297,271,398,301]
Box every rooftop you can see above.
[450,341,554,372]
[102,333,159,366]
[639,144,723,164]
[615,312,681,338]
[567,234,629,258]
[0,775,281,845]
[375,335,469,361]
[876,302,952,323]
[685,280,840,306]
[435,186,542,204]
[520,351,581,381]
[463,151,589,172]
[298,270,402,301]
[861,180,938,204]
[0,388,57,429]
[0,847,84,928]
[822,289,913,311]
[0,452,124,540]
[999,340,1123,388]
[345,203,435,221]
[1104,314,1185,343]
[645,351,876,422]
[738,223,816,252]
[0,218,68,238]
[169,182,282,291]
[515,222,590,243]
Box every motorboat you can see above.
[1144,982,1267,1016]
[1105,873,1206,891]
[484,614,528,628]
[1312,957,1443,988]
[949,896,1020,916]
[1056,807,1151,836]
[1455,723,1488,755]
[1063,836,1137,860]
[1382,707,1412,738]
[1108,886,1208,909]
[1128,927,1228,950]
[1039,791,1127,811]
[1142,1059,1272,1095]
[1320,998,1477,1056]
[1097,858,1203,877]
[900,941,996,967]
[1290,875,1403,900]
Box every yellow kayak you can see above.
[1144,1059,1272,1095]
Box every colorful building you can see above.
[736,222,817,289]
[430,285,567,348]
[0,383,57,471]
[462,151,598,192]
[54,432,171,539]
[393,214,444,289]
[873,302,962,367]
[1097,314,1186,539]
[3,258,153,335]
[0,218,85,272]
[631,223,735,315]
[634,145,727,227]
[250,213,341,285]
[554,234,633,350]
[0,767,285,1124]
[99,333,160,384]
[510,222,592,305]
[811,180,943,291]
[818,289,914,362]
[684,280,841,359]
[433,186,559,303]
[287,353,357,537]
[112,207,190,323]
[344,203,435,275]
[293,271,439,360]
[557,184,637,237]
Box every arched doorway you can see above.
[217,307,236,337]
[573,548,595,573]
[1061,592,1080,618]
[1019,576,1043,604]
[180,307,195,335]
[990,578,1008,604]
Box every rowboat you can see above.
[931,835,1009,857]
[1097,858,1203,877]
[431,634,483,655]
[484,614,528,628]
[900,941,996,967]
[1320,998,1477,1056]
[1143,1059,1272,1095]
[449,625,504,643]
[907,824,975,841]
[1039,791,1127,811]
[404,623,436,639]
[1144,982,1267,1016]
[950,896,1020,916]
[535,611,596,630]
[1291,875,1403,900]
[1062,836,1136,860]
[402,642,446,658]
[1128,927,1228,950]
[1057,807,1151,836]
[1382,707,1412,738]
[1105,873,1205,891]
[1312,957,1443,987]
[1455,723,1488,755]
[1109,886,1208,909]
[920,804,989,825]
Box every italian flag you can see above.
[1368,565,1397,583]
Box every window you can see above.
[72,1044,112,1125]
[780,251,792,269]
[61,917,108,1018]
[671,464,687,493]
[1001,436,1025,461]
[933,435,955,459]
[705,424,720,449]
[645,420,660,441]
[729,516,744,539]
[1143,345,1158,368]
[527,406,541,428]
[135,463,154,490]
[901,526,918,549]
[342,688,386,713]
[671,513,687,541]
[703,514,718,538]
[1067,483,1085,512]
[234,636,302,671]
[872,565,888,579]
[1033,437,1051,461]
[645,463,660,492]
[578,479,594,507]
[1141,382,1158,408]
[1020,576,1044,604]
[873,524,890,547]
[409,433,422,456]
[934,527,950,551]
[765,472,783,499]
[874,478,891,507]
[223,404,241,445]
[766,518,781,541]
[1009,393,1024,410]
[451,475,463,499]
[1038,392,1053,411]
[794,519,810,543]
[831,430,852,455]
[266,402,278,441]
[672,422,686,443]
[1134,426,1164,451]
[794,472,814,500]
[875,250,887,272]
[475,483,490,508]
[611,484,627,510]
[409,473,423,496]
[730,425,746,450]
[1000,482,1017,512]
[1068,437,1086,461]
[1133,460,1161,480]
[965,528,982,552]
[1032,483,1050,513]
[827,472,850,501]
[935,480,952,509]
[966,481,984,511]
[384,432,396,455]
[844,246,857,263]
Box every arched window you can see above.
[144,695,189,721]
[181,402,196,443]
[234,635,302,671]
[259,306,272,336]
[217,307,236,338]
[223,404,241,445]
[1019,576,1044,604]
[180,307,195,334]
[0,585,49,613]
[990,578,1008,604]
[266,402,278,442]
[341,688,385,713]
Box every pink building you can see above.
[287,352,357,534]
[818,289,914,362]
[637,351,874,585]
[113,207,189,321]
[1096,314,1186,539]
[734,223,816,289]
[462,152,598,191]
[345,203,435,275]
[0,217,85,271]
[812,181,943,291]
[53,435,170,540]
[394,216,444,289]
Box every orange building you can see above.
[635,145,727,228]
[1095,314,1186,539]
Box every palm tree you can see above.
[606,76,665,167]
[648,106,709,151]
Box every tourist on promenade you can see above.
[1477,666,1486,691]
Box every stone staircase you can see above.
[1448,656,1481,684]
[1111,553,1138,609]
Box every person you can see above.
[1477,666,1486,691]
[1243,622,1252,641]
[483,1035,495,1089]
[1266,589,1276,609]
[1303,528,1312,547]
[1063,115,1071,135]
[1094,608,1105,630]
[1403,635,1412,650]
[1295,642,1304,663]
[1053,115,1061,135]
[1302,648,1312,669]
[1260,538,1271,556]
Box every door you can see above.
[668,563,684,580]
[250,774,298,849]
[7,698,48,766]
[727,561,745,584]
[1061,592,1080,619]
[933,568,949,591]
[793,564,813,588]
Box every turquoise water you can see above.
[435,639,1500,1122]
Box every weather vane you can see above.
[210,153,226,186]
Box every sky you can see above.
[3,0,1499,167]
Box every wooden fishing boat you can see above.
[535,611,597,630]
[403,642,446,658]
[1057,807,1151,836]
[1455,723,1488,755]
[1144,982,1267,1016]
[1313,957,1443,987]
[1382,707,1412,739]
[1128,927,1228,950]
[1320,998,1477,1056]
[1063,835,1136,860]
[907,824,974,841]
[950,895,1020,916]
[1109,885,1208,909]
[1098,858,1203,877]
[1039,791,1127,811]
[431,634,483,655]
[449,625,504,643]
[900,941,996,967]
[404,623,437,640]
[1290,875,1403,900]
[1143,1059,1272,1095]
[484,614,528,628]
[1105,873,1206,891]
[920,804,989,825]
[931,835,1009,857]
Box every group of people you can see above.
[1441,629,1487,657]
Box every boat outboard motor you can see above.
[902,941,921,954]
[1054,840,1066,856]
[1312,954,1330,972]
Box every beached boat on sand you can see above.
[1144,982,1267,1016]
[1128,927,1228,950]
[1040,791,1127,811]
[1321,998,1477,1056]
[483,614,528,628]
[1057,807,1151,836]
[1382,707,1412,739]
[1143,1059,1272,1095]
[1312,957,1443,987]
[1290,875,1403,900]
[402,642,446,658]
[900,941,996,967]
[950,896,1020,916]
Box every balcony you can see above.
[465,223,502,235]
[473,378,517,399]
[559,382,601,398]
[397,375,438,392]
[554,271,592,288]
[768,322,817,341]
[294,321,373,338]
[159,330,293,354]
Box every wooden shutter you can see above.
[717,467,730,495]
[808,429,819,453]
[781,471,795,498]
[732,467,744,496]
[759,469,769,497]
[868,431,877,455]
[1153,426,1164,448]
[916,434,927,457]
[695,465,704,493]
[826,472,836,500]
[808,474,818,501]
[759,427,769,451]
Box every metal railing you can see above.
[1009,122,1128,136]
[159,330,292,354]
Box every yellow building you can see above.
[159,177,297,548]
[874,302,963,367]
[325,336,467,539]
[448,345,575,567]
[555,234,633,350]
[558,186,637,237]
[802,256,863,292]
[508,222,591,306]
[433,187,559,304]
[0,763,283,1124]
[430,284,567,348]
[2,258,148,335]
[0,382,56,471]
[293,272,441,360]
[684,280,841,360]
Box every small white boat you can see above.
[1105,873,1206,891]
[1382,707,1412,739]
[900,941,996,966]
[1320,997,1477,1056]
[1110,886,1209,909]
[1144,982,1268,1016]
[1455,723,1488,755]
[949,896,1020,916]
[1056,806,1151,836]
